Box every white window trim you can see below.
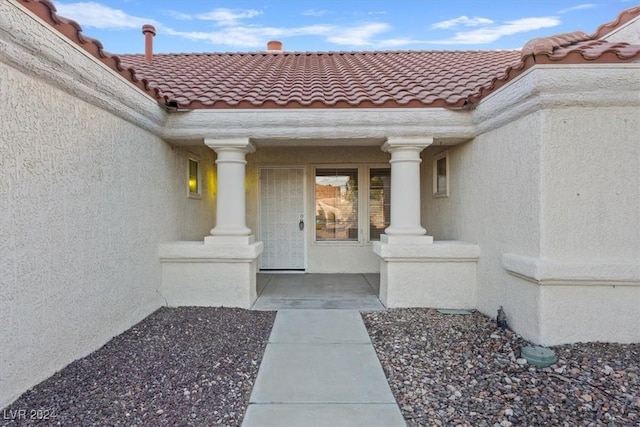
[187,154,202,200]
[433,151,449,198]
[312,164,391,245]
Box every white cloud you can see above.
[56,2,156,29]
[166,21,391,49]
[429,17,561,45]
[326,22,391,46]
[557,4,596,14]
[165,24,334,48]
[169,8,262,26]
[431,15,494,30]
[302,9,328,17]
[194,9,262,26]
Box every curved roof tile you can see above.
[15,1,640,110]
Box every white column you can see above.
[381,136,433,244]
[204,138,255,245]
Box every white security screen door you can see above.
[259,168,306,270]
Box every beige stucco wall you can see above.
[422,111,544,340]
[422,66,640,344]
[247,145,389,273]
[0,61,215,407]
[540,106,639,261]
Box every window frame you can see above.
[313,166,360,244]
[432,151,449,198]
[187,155,202,199]
[312,164,391,244]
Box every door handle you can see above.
[299,219,305,230]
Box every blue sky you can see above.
[51,1,636,53]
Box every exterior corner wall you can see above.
[421,66,640,344]
[0,61,214,407]
[421,111,544,341]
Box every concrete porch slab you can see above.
[252,273,384,310]
[249,343,396,404]
[242,403,406,427]
[269,309,371,344]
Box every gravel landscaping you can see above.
[363,308,640,427]
[3,307,275,427]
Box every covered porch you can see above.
[159,131,480,310]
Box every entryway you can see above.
[251,273,384,310]
[258,167,306,270]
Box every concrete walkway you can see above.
[242,309,406,426]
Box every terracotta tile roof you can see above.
[118,50,522,109]
[15,1,640,110]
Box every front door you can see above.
[259,167,306,270]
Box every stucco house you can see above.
[1,0,639,408]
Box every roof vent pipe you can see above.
[267,40,283,52]
[142,24,156,64]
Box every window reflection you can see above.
[369,168,391,241]
[315,169,358,241]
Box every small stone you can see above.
[516,358,528,365]
[500,420,513,427]
[581,394,593,402]
[156,409,164,415]
[490,334,501,339]
[504,408,514,416]
[603,365,614,375]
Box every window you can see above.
[315,168,358,241]
[433,152,449,197]
[188,157,201,198]
[369,168,391,241]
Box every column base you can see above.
[373,240,479,308]
[159,240,263,308]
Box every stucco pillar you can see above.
[159,138,263,309]
[381,136,433,244]
[204,138,255,245]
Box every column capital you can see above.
[382,136,433,152]
[204,137,255,154]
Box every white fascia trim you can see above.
[474,64,640,136]
[2,0,166,135]
[502,253,640,286]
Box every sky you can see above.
[50,0,637,54]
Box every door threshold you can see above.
[259,269,306,274]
